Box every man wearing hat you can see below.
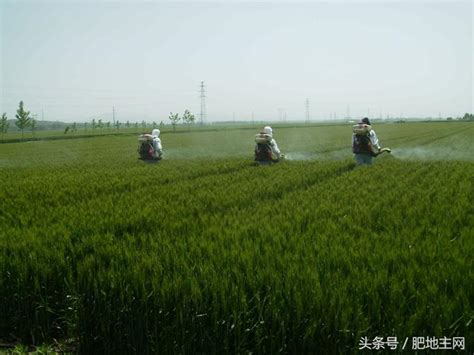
[352,117,381,165]
[254,126,283,163]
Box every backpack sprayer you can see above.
[138,133,154,142]
[352,123,391,156]
[138,133,160,161]
[254,132,285,161]
[255,132,272,144]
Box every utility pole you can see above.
[251,112,255,124]
[305,98,310,123]
[41,109,44,121]
[112,107,115,125]
[199,81,206,124]
[278,108,285,122]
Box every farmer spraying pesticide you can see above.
[138,128,163,161]
[254,126,284,164]
[352,117,390,165]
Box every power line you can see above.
[1,84,197,95]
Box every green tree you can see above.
[115,120,121,131]
[182,109,195,127]
[105,121,111,130]
[0,113,9,141]
[98,119,103,129]
[72,122,77,133]
[91,119,97,130]
[462,113,473,121]
[125,120,131,129]
[169,112,180,131]
[15,101,31,138]
[141,120,147,129]
[84,122,89,132]
[64,126,70,134]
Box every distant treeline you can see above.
[5,119,69,131]
[1,99,473,138]
[5,114,473,133]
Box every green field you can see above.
[1,121,473,353]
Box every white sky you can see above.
[0,0,472,123]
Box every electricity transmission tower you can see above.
[199,81,206,124]
[305,98,310,123]
[278,108,285,122]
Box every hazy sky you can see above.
[0,0,472,123]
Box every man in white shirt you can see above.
[151,128,163,159]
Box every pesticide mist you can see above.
[392,146,474,161]
[285,149,352,162]
[284,152,318,161]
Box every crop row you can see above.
[1,156,473,353]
